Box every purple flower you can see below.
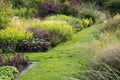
[38,0,77,17]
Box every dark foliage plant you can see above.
[104,0,120,14]
[0,51,29,71]
[16,39,51,52]
[18,28,51,52]
[28,28,50,41]
[10,0,24,8]
[38,1,78,17]
[87,0,120,15]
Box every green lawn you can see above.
[18,24,102,80]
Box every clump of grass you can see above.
[95,45,120,69]
[81,44,120,80]
[101,14,120,32]
[82,19,120,79]
[91,44,120,80]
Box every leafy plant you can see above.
[28,28,50,40]
[0,27,32,50]
[9,0,24,8]
[88,0,120,15]
[0,51,29,71]
[0,1,10,29]
[10,7,38,18]
[104,0,120,14]
[0,66,19,80]
[33,20,73,39]
[10,8,27,17]
[76,3,100,23]
[82,18,93,28]
[16,39,51,52]
[9,0,40,18]
[81,10,99,23]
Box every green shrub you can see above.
[10,8,27,17]
[104,0,120,14]
[0,66,19,80]
[88,0,106,6]
[9,0,40,18]
[46,15,84,31]
[34,20,73,39]
[0,1,10,29]
[10,7,38,18]
[23,0,42,8]
[9,0,24,8]
[89,0,120,14]
[27,8,38,17]
[80,10,99,23]
[46,14,72,21]
[76,3,100,23]
[67,17,84,31]
[0,27,32,50]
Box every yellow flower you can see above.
[82,18,90,27]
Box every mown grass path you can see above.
[18,24,101,80]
